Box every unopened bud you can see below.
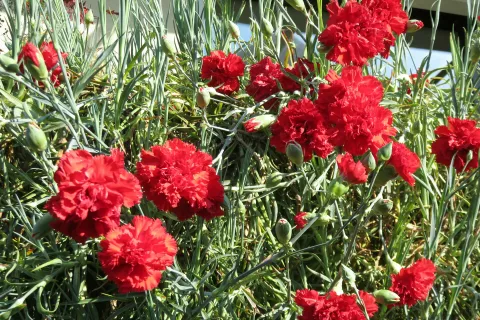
[161,35,176,57]
[407,20,424,33]
[20,43,49,81]
[26,122,48,152]
[275,218,292,245]
[361,151,376,171]
[377,142,393,162]
[85,9,94,25]
[286,142,304,166]
[196,88,211,108]
[467,150,474,163]
[285,0,307,13]
[372,199,394,216]
[32,213,55,240]
[386,254,403,274]
[373,289,401,305]
[0,54,20,73]
[228,21,241,39]
[261,18,274,37]
[374,165,398,187]
[317,213,333,226]
[328,179,349,199]
[265,171,285,188]
[341,264,356,287]
[243,114,276,132]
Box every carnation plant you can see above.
[0,0,479,319]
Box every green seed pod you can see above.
[196,88,211,108]
[374,165,398,187]
[275,218,292,245]
[328,179,349,199]
[372,199,394,216]
[377,142,393,161]
[0,54,20,73]
[26,122,48,152]
[265,171,285,188]
[373,289,401,305]
[32,213,55,240]
[228,21,241,39]
[361,151,376,171]
[85,9,94,25]
[261,18,274,37]
[161,35,176,57]
[286,142,304,166]
[285,0,307,13]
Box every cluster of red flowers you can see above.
[431,117,480,172]
[18,42,68,87]
[295,289,378,319]
[246,57,317,109]
[135,138,225,221]
[200,50,245,95]
[295,258,436,318]
[318,0,409,66]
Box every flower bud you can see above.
[373,289,401,305]
[161,35,176,57]
[372,199,394,216]
[466,150,474,163]
[26,122,48,152]
[386,254,403,274]
[360,151,376,171]
[0,54,20,73]
[238,201,246,215]
[328,179,349,199]
[407,20,424,33]
[265,171,285,188]
[377,142,393,161]
[261,18,274,37]
[275,218,292,245]
[341,264,356,287]
[243,114,276,133]
[196,87,211,108]
[32,213,55,240]
[316,213,334,226]
[85,9,94,25]
[285,0,307,13]
[374,165,398,187]
[317,42,332,54]
[412,120,423,135]
[20,43,49,81]
[228,21,241,39]
[286,142,304,166]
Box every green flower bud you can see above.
[386,254,403,274]
[196,88,211,108]
[0,54,20,73]
[341,264,356,287]
[238,201,246,215]
[406,20,424,33]
[22,43,49,81]
[377,142,393,161]
[228,21,241,39]
[361,151,376,171]
[32,213,55,240]
[317,213,334,226]
[372,199,394,216]
[275,218,292,245]
[26,122,48,152]
[286,142,304,166]
[467,150,474,163]
[328,179,349,199]
[244,114,276,132]
[373,289,401,305]
[374,165,398,187]
[285,0,307,13]
[261,18,274,37]
[266,171,285,188]
[85,9,94,25]
[161,35,176,57]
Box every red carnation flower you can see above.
[337,153,368,184]
[431,117,480,172]
[246,57,284,109]
[270,98,334,162]
[98,216,177,294]
[318,0,392,66]
[294,212,308,230]
[45,149,142,243]
[315,67,396,156]
[18,42,68,87]
[385,142,421,186]
[136,139,224,221]
[201,50,245,95]
[389,258,436,306]
[295,289,378,319]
